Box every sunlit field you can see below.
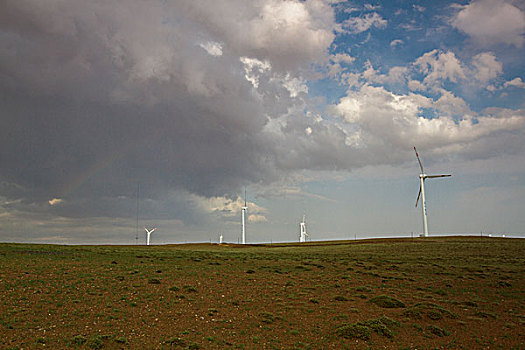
[0,236,523,349]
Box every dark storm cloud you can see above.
[0,0,336,222]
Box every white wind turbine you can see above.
[414,147,451,237]
[241,188,247,245]
[299,215,308,243]
[144,227,157,246]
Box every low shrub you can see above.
[335,316,401,340]
[403,302,456,320]
[259,311,277,324]
[87,335,104,349]
[72,335,87,345]
[183,285,198,293]
[427,325,450,337]
[369,295,406,308]
[336,324,371,340]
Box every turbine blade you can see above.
[426,174,451,178]
[414,146,424,173]
[415,185,421,207]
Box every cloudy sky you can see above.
[1,0,524,244]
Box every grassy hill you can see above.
[0,236,523,349]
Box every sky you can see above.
[1,0,524,244]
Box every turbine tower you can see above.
[414,147,451,237]
[144,227,157,246]
[241,188,247,244]
[299,215,308,243]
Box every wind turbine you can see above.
[414,147,451,237]
[144,227,157,245]
[299,215,308,243]
[241,188,247,244]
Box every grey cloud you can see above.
[0,0,337,225]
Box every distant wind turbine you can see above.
[241,188,247,244]
[144,227,157,246]
[414,147,451,237]
[299,215,308,243]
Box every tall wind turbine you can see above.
[414,147,451,237]
[299,215,308,243]
[144,227,157,246]
[241,188,247,244]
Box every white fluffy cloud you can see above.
[452,0,525,48]
[414,50,467,89]
[390,39,404,48]
[248,214,268,223]
[330,53,355,64]
[332,85,525,153]
[194,194,267,221]
[410,50,503,91]
[282,74,309,98]
[364,4,381,11]
[471,52,503,85]
[434,89,472,116]
[225,0,335,70]
[48,198,63,206]
[359,49,502,92]
[504,77,525,88]
[343,12,387,34]
[360,62,408,86]
[240,56,272,89]
[199,41,223,56]
[325,52,356,79]
[407,79,426,92]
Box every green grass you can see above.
[335,323,371,340]
[403,302,456,320]
[72,335,87,345]
[335,316,401,340]
[0,237,523,349]
[369,295,406,308]
[426,325,450,337]
[259,311,278,324]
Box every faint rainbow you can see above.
[58,146,130,198]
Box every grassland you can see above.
[0,236,523,349]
